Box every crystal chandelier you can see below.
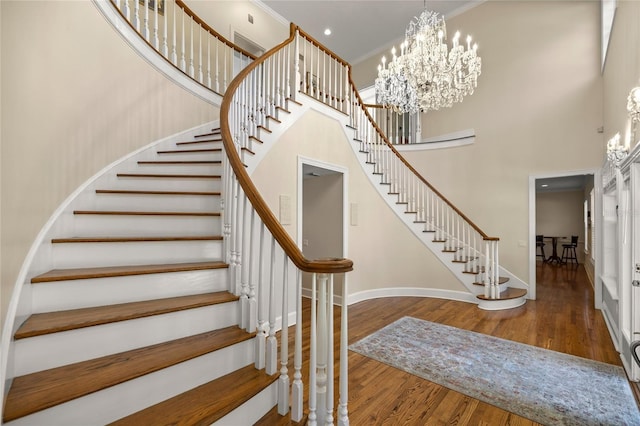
[375,6,482,114]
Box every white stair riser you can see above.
[112,176,222,192]
[214,380,278,425]
[477,296,527,311]
[133,163,221,175]
[155,152,223,163]
[32,268,229,312]
[51,240,223,269]
[72,215,221,237]
[14,302,238,376]
[93,193,220,212]
[7,338,255,426]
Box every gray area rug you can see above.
[349,317,640,425]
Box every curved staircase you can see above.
[2,127,291,425]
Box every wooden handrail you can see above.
[220,23,353,274]
[348,76,499,242]
[175,0,257,60]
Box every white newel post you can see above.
[338,274,349,426]
[326,274,335,426]
[315,273,328,425]
[308,273,318,426]
[484,240,490,298]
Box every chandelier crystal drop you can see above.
[375,8,482,114]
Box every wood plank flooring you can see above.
[258,262,628,425]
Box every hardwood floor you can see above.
[259,262,627,425]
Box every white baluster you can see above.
[123,0,130,21]
[255,223,266,369]
[153,0,159,48]
[133,0,140,31]
[247,208,257,332]
[171,0,177,64]
[189,19,194,77]
[266,238,277,375]
[198,24,203,83]
[162,0,168,56]
[207,36,212,89]
[143,0,149,40]
[240,194,249,329]
[180,10,186,71]
[291,269,304,422]
[278,255,290,415]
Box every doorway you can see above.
[298,158,348,301]
[529,171,597,301]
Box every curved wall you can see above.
[251,109,466,299]
[0,1,216,328]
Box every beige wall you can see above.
[0,1,217,328]
[184,0,289,53]
[353,1,603,283]
[251,110,464,296]
[536,190,585,262]
[603,1,640,149]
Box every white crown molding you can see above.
[251,0,290,27]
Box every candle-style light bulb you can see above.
[466,35,472,50]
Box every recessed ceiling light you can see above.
[541,184,549,188]
[324,28,332,36]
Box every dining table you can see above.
[544,236,566,265]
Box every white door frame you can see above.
[528,168,600,303]
[297,156,349,261]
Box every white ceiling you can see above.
[259,0,483,65]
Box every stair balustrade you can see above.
[221,23,353,425]
[110,0,255,95]
[348,83,502,299]
[290,26,502,299]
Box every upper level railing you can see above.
[111,0,256,95]
[365,104,420,145]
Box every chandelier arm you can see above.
[351,75,496,241]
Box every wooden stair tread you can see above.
[255,405,308,425]
[108,364,276,426]
[176,138,221,146]
[96,189,220,196]
[194,129,221,138]
[31,260,228,283]
[73,210,220,216]
[476,287,527,301]
[4,326,252,423]
[137,160,221,165]
[52,235,222,243]
[117,173,221,179]
[157,148,221,154]
[15,291,238,339]
[473,276,510,286]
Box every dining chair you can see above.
[561,235,579,264]
[536,235,546,261]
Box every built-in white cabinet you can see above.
[600,146,640,381]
